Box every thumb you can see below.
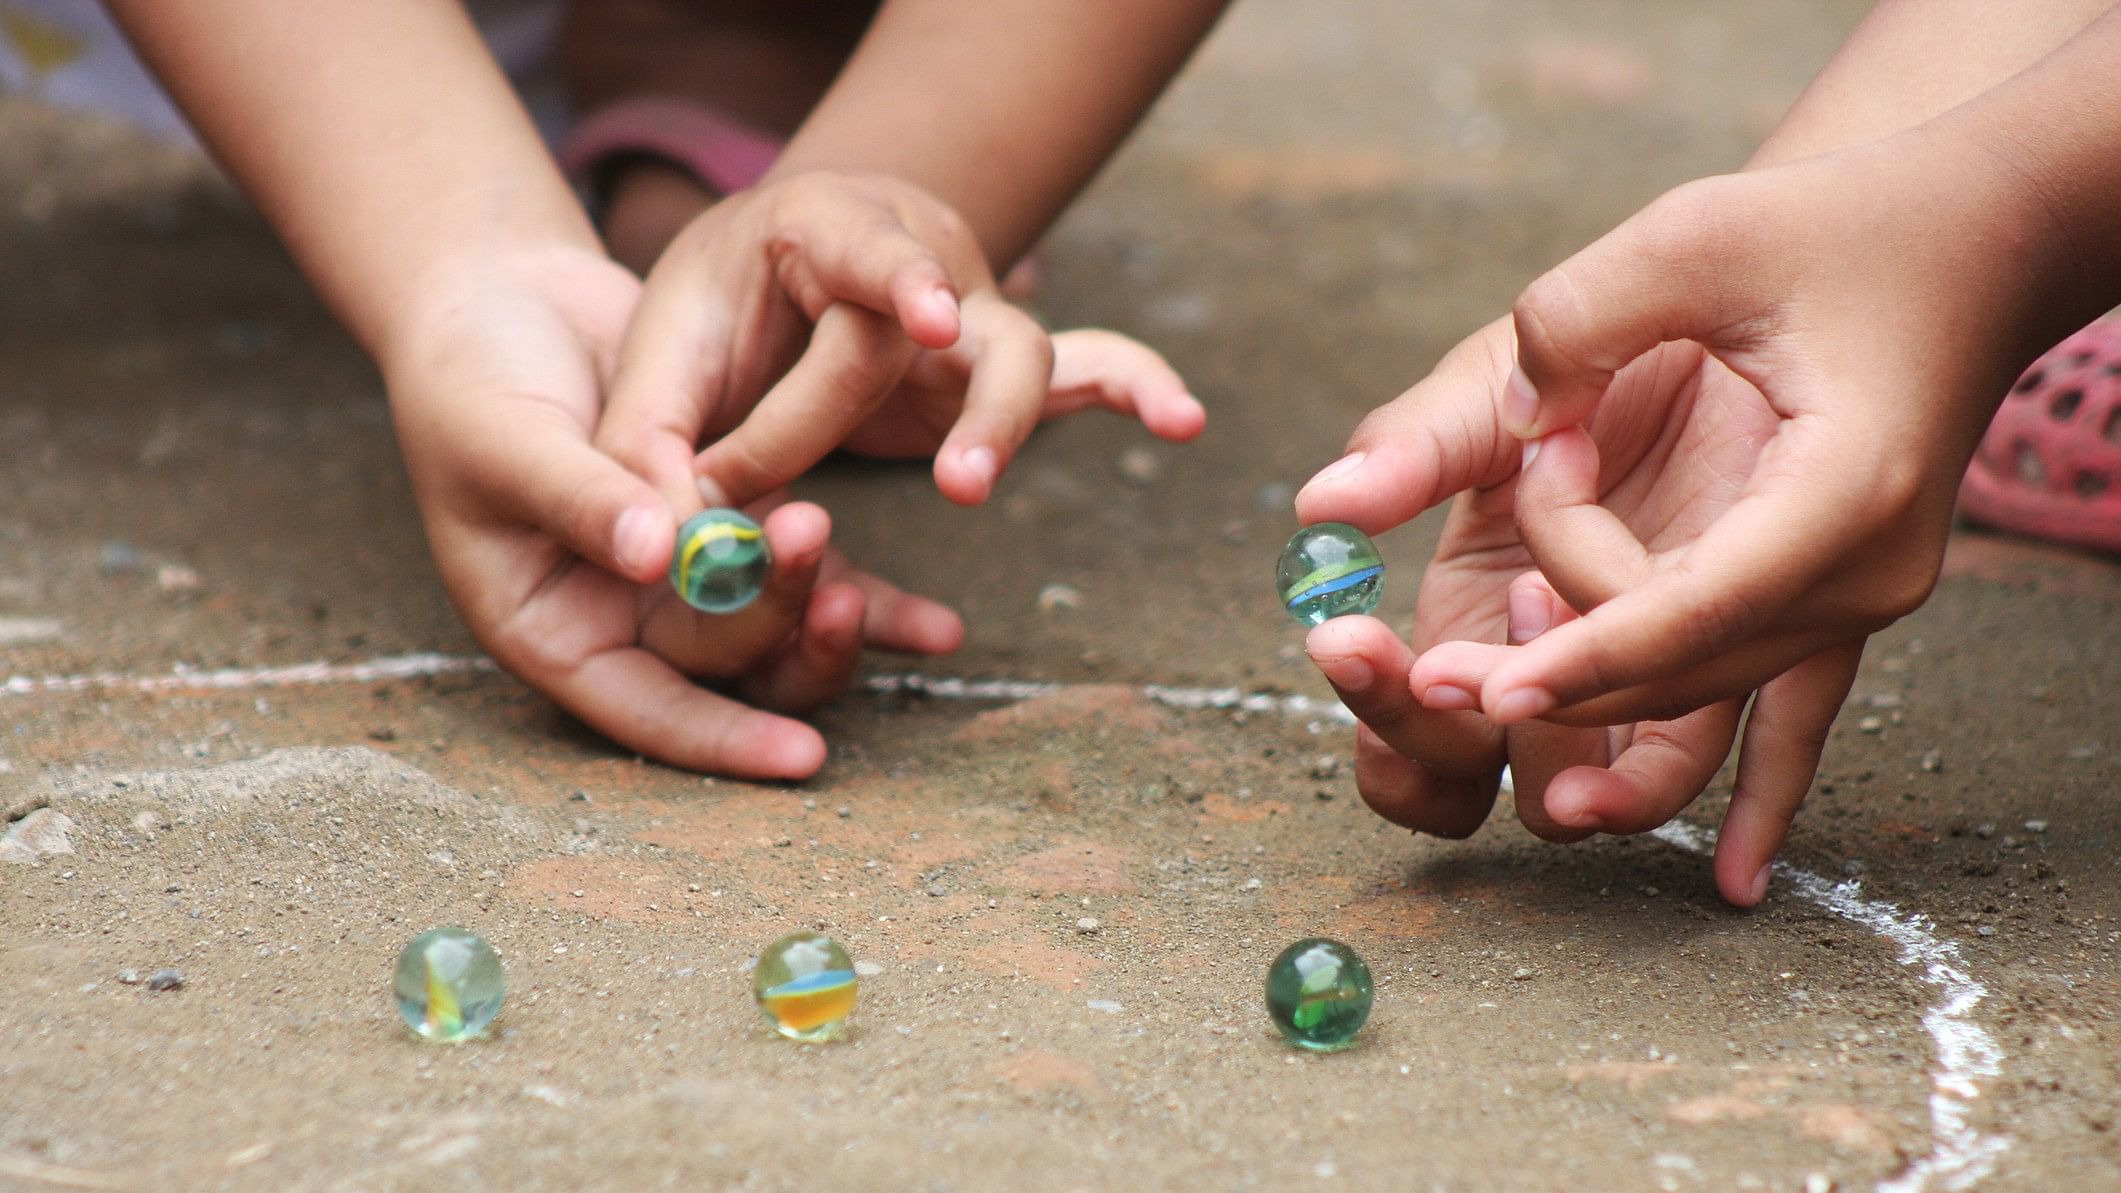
[1506,176,1772,439]
[1294,316,1521,533]
[467,407,676,585]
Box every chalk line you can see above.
[1,652,497,698]
[4,653,2006,1189]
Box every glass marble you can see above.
[670,508,771,614]
[1276,523,1384,626]
[752,931,859,1042]
[1265,937,1373,1051]
[394,927,506,1043]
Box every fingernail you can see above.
[1419,683,1476,711]
[695,474,731,508]
[1504,366,1540,436]
[1521,435,1546,473]
[961,445,997,488]
[1749,864,1773,904]
[926,285,958,325]
[1310,652,1374,692]
[613,506,659,575]
[1492,686,1557,724]
[1508,586,1551,643]
[1553,801,1605,831]
[1298,447,1365,498]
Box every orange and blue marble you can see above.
[753,931,859,1041]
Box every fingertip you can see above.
[1540,773,1607,832]
[757,719,828,779]
[899,280,960,350]
[936,444,997,506]
[1717,855,1773,909]
[807,582,868,652]
[612,503,675,583]
[1146,390,1208,442]
[1304,617,1398,694]
[762,501,832,563]
[912,604,966,654]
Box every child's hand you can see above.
[386,248,961,778]
[593,171,1204,512]
[1297,127,2092,904]
[1295,318,1804,905]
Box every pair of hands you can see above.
[386,172,1203,778]
[1298,135,2055,905]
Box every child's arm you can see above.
[107,0,960,777]
[592,0,1225,511]
[1295,0,2121,904]
[766,0,1231,268]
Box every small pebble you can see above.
[1919,750,1943,773]
[1975,822,1996,840]
[1976,926,1995,938]
[1510,968,1534,981]
[1075,917,1101,934]
[835,807,851,819]
[1310,754,1342,780]
[1037,583,1083,613]
[116,968,142,985]
[156,564,203,594]
[98,542,146,574]
[145,968,183,992]
[1252,481,1297,512]
[1117,447,1162,485]
[1857,716,1884,735]
[2023,819,2048,834]
[926,884,947,898]
[772,836,792,848]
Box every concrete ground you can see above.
[3,1,2118,1190]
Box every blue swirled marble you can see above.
[1275,523,1384,626]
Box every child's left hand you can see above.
[592,170,1205,513]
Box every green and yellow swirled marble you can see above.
[670,509,771,614]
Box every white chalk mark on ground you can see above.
[1654,821,2008,1193]
[1,652,496,698]
[3,655,2007,1190]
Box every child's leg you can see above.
[561,0,879,273]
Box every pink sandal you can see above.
[1960,317,2121,555]
[556,96,1042,299]
[558,97,783,202]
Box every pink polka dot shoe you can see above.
[1960,317,2121,555]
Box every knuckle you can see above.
[1671,585,1759,660]
[1511,270,1587,373]
[1635,177,1736,264]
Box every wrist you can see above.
[374,241,636,394]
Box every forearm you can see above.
[767,0,1229,266]
[106,0,597,363]
[1751,0,2111,167]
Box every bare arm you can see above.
[767,0,1231,266]
[104,0,597,363]
[1750,0,2113,166]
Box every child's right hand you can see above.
[593,171,1204,514]
[1297,114,2106,903]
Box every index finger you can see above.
[692,302,918,508]
[1485,414,1892,721]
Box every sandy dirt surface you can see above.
[3,2,2118,1190]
